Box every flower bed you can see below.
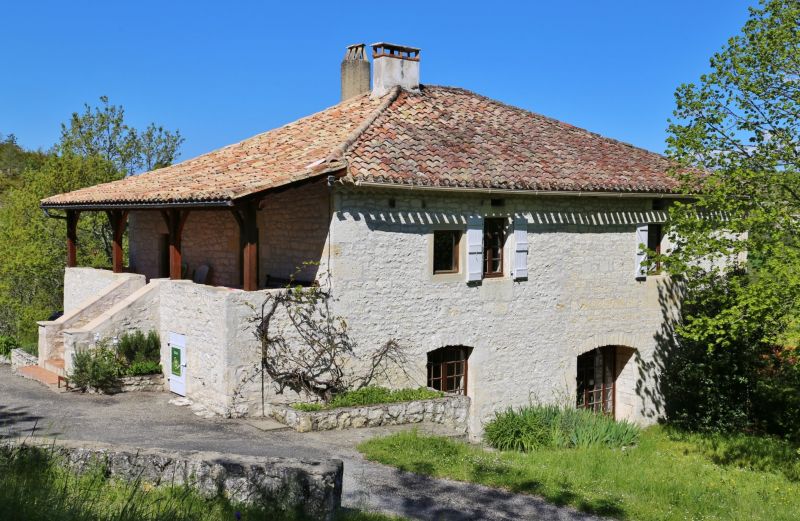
[270,394,470,433]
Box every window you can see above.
[433,230,461,274]
[483,218,506,277]
[427,346,471,395]
[647,224,664,274]
[577,346,616,416]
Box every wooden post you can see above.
[161,209,189,280]
[105,210,129,273]
[232,203,258,291]
[66,210,80,268]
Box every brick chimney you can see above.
[370,42,420,97]
[341,43,370,102]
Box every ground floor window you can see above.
[577,346,616,415]
[427,346,470,395]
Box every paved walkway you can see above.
[0,366,601,521]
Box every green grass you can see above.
[292,386,444,412]
[0,444,403,521]
[484,405,640,451]
[358,426,800,521]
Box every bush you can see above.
[292,386,444,411]
[124,360,162,376]
[69,345,121,392]
[118,330,160,364]
[484,405,640,451]
[0,335,19,356]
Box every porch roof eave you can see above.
[39,199,236,212]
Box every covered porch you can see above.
[52,178,332,291]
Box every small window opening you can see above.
[490,198,505,207]
[427,346,471,395]
[388,198,396,208]
[577,346,616,416]
[433,230,461,274]
[483,218,506,277]
[647,224,664,274]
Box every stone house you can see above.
[33,43,680,435]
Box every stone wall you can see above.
[129,210,241,287]
[270,395,470,433]
[6,441,342,521]
[119,374,165,393]
[64,267,120,314]
[258,180,331,282]
[328,187,679,437]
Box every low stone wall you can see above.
[0,355,9,365]
[270,395,470,433]
[119,374,164,392]
[4,441,342,521]
[11,348,37,372]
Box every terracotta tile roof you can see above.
[42,85,678,208]
[346,86,679,193]
[41,93,389,207]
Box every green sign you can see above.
[171,347,181,376]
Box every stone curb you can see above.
[1,438,343,521]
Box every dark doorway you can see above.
[577,346,616,416]
[427,346,471,395]
[158,233,170,278]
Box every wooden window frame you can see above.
[432,229,461,275]
[576,346,616,417]
[427,346,470,396]
[483,217,506,278]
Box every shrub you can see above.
[69,344,121,392]
[124,360,162,376]
[484,405,640,451]
[0,335,19,356]
[118,330,160,364]
[292,386,444,411]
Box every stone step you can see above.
[43,357,66,377]
[16,365,68,391]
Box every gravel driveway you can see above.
[0,366,601,521]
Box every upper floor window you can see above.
[483,218,506,277]
[648,224,664,274]
[433,230,461,274]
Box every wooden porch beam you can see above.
[105,210,129,273]
[161,210,190,280]
[231,203,258,291]
[66,210,80,268]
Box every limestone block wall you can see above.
[129,210,240,287]
[258,180,331,282]
[64,267,122,314]
[328,187,679,437]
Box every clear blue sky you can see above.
[1,1,754,161]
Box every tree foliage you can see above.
[663,0,800,439]
[0,97,183,342]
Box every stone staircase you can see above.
[25,272,148,390]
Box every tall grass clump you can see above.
[484,405,640,451]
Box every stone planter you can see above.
[119,374,165,392]
[270,395,470,433]
[10,348,38,372]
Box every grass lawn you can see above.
[0,445,403,521]
[358,426,800,521]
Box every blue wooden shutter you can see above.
[512,217,528,280]
[466,216,483,282]
[635,224,649,280]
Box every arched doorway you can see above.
[427,346,472,395]
[576,346,635,418]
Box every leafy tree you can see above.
[0,98,184,342]
[0,133,47,194]
[663,0,800,438]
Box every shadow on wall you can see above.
[634,277,684,421]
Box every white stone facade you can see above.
[57,184,679,437]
